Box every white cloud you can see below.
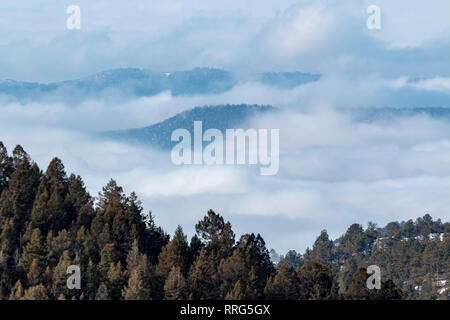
[410,76,450,93]
[262,2,338,58]
[1,0,450,252]
[1,0,450,81]
[364,0,450,49]
[2,74,450,252]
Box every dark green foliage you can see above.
[264,264,301,300]
[309,230,334,264]
[0,142,13,196]
[195,209,225,242]
[108,104,274,149]
[0,141,445,300]
[344,267,404,300]
[297,259,338,300]
[164,266,187,300]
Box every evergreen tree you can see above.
[12,145,30,169]
[156,226,190,278]
[107,262,125,300]
[298,259,338,300]
[0,142,13,196]
[144,212,169,265]
[188,247,221,300]
[264,264,300,300]
[0,157,41,245]
[154,226,190,299]
[19,228,47,273]
[9,280,24,300]
[26,259,43,287]
[195,209,225,242]
[23,284,48,300]
[84,259,100,300]
[122,255,152,300]
[95,282,109,300]
[51,250,72,299]
[225,280,244,300]
[308,230,333,264]
[164,266,187,300]
[30,158,69,234]
[98,243,120,277]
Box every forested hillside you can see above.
[0,141,446,300]
[0,68,321,103]
[106,104,274,148]
[279,216,450,299]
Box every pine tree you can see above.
[9,280,24,300]
[97,179,126,213]
[188,234,203,265]
[264,263,300,300]
[188,247,221,300]
[156,226,190,278]
[144,212,169,265]
[12,145,30,169]
[107,262,125,300]
[51,250,72,299]
[0,142,13,196]
[23,284,48,300]
[164,266,187,300]
[298,259,338,300]
[126,239,140,273]
[219,249,247,298]
[84,259,100,300]
[195,209,225,242]
[30,158,69,234]
[372,279,404,300]
[95,282,110,300]
[225,280,244,300]
[308,230,333,264]
[122,256,152,300]
[245,267,263,300]
[26,259,43,287]
[98,243,119,277]
[66,174,91,220]
[19,228,47,273]
[154,226,190,299]
[234,233,275,298]
[0,156,41,243]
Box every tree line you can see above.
[0,142,444,300]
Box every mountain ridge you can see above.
[104,104,275,149]
[0,68,321,103]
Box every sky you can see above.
[0,0,450,253]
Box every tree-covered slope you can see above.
[0,142,447,300]
[105,104,275,149]
[0,68,321,103]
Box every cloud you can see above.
[1,0,450,81]
[2,73,450,253]
[261,2,338,58]
[366,0,450,49]
[410,76,450,93]
[1,0,450,253]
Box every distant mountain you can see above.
[256,72,321,89]
[353,107,450,122]
[105,104,275,149]
[0,68,321,102]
